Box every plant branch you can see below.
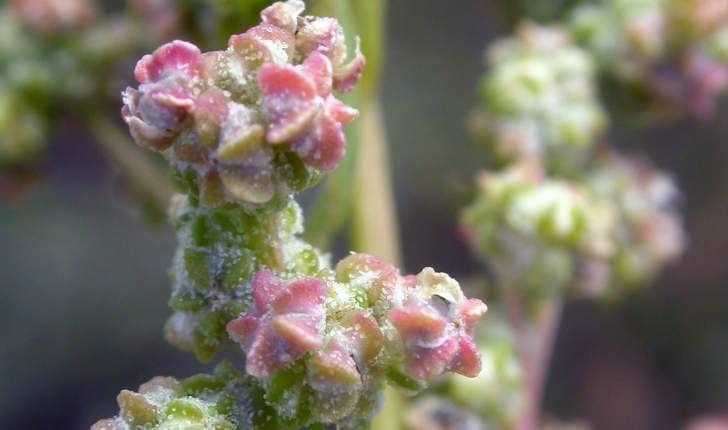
[85,113,173,216]
[510,295,564,430]
[351,98,401,266]
[262,211,285,273]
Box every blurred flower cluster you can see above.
[568,0,728,118]
[455,6,691,429]
[0,0,307,200]
[498,0,728,119]
[462,22,684,304]
[469,23,607,175]
[0,0,172,171]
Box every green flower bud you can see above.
[471,22,607,174]
[461,162,622,300]
[91,364,240,430]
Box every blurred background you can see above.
[2,0,728,429]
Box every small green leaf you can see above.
[184,248,213,289]
[386,366,427,395]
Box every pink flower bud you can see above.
[261,0,305,34]
[226,270,327,378]
[122,41,202,151]
[388,269,487,380]
[258,54,358,171]
[295,17,366,94]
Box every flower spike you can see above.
[121,0,363,209]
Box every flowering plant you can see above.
[2,0,728,430]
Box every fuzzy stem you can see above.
[262,211,285,273]
[503,280,529,361]
[511,297,564,430]
[85,113,173,215]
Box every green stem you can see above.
[504,284,564,430]
[262,211,285,273]
[85,113,173,217]
[305,0,391,255]
[351,98,401,266]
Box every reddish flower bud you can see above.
[226,270,327,378]
[388,269,487,380]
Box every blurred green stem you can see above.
[505,286,564,430]
[304,0,394,257]
[85,113,173,216]
[351,98,401,266]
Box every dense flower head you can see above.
[122,0,364,211]
[586,151,685,293]
[461,152,685,299]
[460,161,618,299]
[224,254,487,425]
[470,22,608,174]
[568,0,728,118]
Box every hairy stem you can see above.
[509,294,564,430]
[528,300,563,428]
[262,211,285,273]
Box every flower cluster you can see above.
[0,0,274,196]
[90,361,309,430]
[225,253,487,424]
[470,22,607,175]
[585,151,685,294]
[164,197,326,362]
[0,0,174,176]
[568,0,728,117]
[122,0,364,210]
[460,151,685,300]
[460,161,617,299]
